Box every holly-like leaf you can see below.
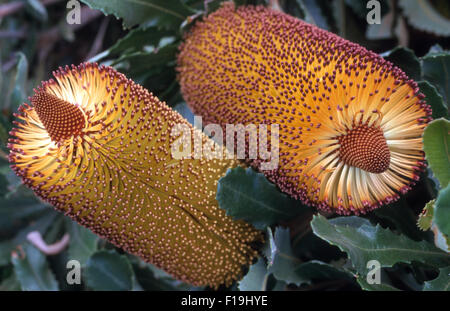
[80,0,196,30]
[66,220,98,266]
[434,184,450,237]
[85,250,134,291]
[423,266,450,291]
[421,52,450,105]
[399,0,450,37]
[311,215,450,277]
[423,118,450,188]
[418,81,448,119]
[11,243,59,291]
[216,167,304,229]
[383,47,421,81]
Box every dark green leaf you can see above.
[66,220,98,266]
[216,167,304,229]
[114,44,178,78]
[107,26,173,57]
[383,47,421,81]
[267,227,308,286]
[85,250,133,291]
[434,184,450,237]
[421,52,450,105]
[12,243,59,291]
[80,0,196,30]
[423,118,450,188]
[418,81,448,119]
[0,196,47,231]
[372,200,429,241]
[311,215,450,276]
[423,266,450,291]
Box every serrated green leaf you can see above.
[85,250,133,291]
[80,0,196,30]
[66,220,98,266]
[423,266,450,291]
[434,184,450,237]
[418,81,448,119]
[238,258,269,291]
[383,47,421,81]
[216,167,303,229]
[12,243,59,291]
[311,215,450,276]
[421,52,450,105]
[423,118,450,188]
[399,0,450,37]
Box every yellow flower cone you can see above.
[8,62,263,288]
[177,3,432,215]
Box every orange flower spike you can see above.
[177,3,432,215]
[8,63,263,288]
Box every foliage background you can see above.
[0,0,449,291]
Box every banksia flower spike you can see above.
[177,3,432,215]
[8,62,263,288]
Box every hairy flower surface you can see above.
[8,63,262,288]
[177,3,432,214]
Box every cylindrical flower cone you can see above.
[177,3,432,215]
[8,62,263,288]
